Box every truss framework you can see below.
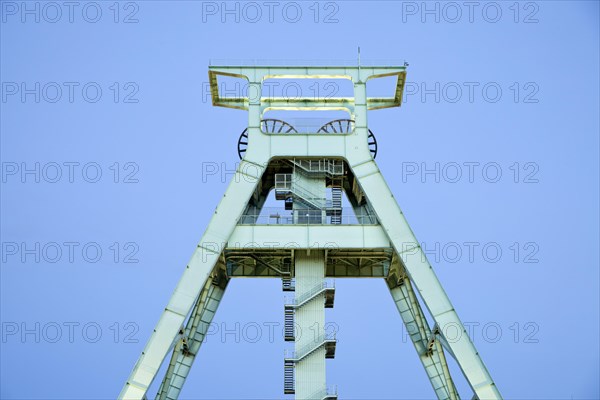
[119,64,501,400]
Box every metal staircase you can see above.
[284,359,295,394]
[284,281,335,346]
[285,282,335,310]
[275,159,341,397]
[283,280,336,396]
[282,277,295,291]
[274,173,344,225]
[306,386,338,400]
[288,159,344,177]
[330,184,343,225]
[288,159,344,225]
[275,173,327,211]
[284,333,337,362]
[284,308,295,342]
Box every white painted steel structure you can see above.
[119,63,502,400]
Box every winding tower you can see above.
[119,62,502,400]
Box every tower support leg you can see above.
[387,269,458,399]
[350,160,501,399]
[155,266,229,400]
[119,160,265,400]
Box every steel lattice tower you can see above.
[119,63,502,400]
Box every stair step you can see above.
[284,308,295,341]
[282,278,295,292]
[285,338,336,362]
[284,360,295,394]
[330,186,342,224]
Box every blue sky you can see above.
[1,1,599,399]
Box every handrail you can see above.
[238,207,378,225]
[209,58,407,67]
[275,174,327,209]
[284,332,336,362]
[285,281,335,308]
[306,385,338,400]
[291,182,326,209]
[291,159,344,176]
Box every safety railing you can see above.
[306,385,338,400]
[274,174,327,209]
[291,159,344,176]
[238,208,377,225]
[209,58,407,67]
[284,332,336,362]
[285,281,335,308]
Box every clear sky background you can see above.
[1,1,599,399]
